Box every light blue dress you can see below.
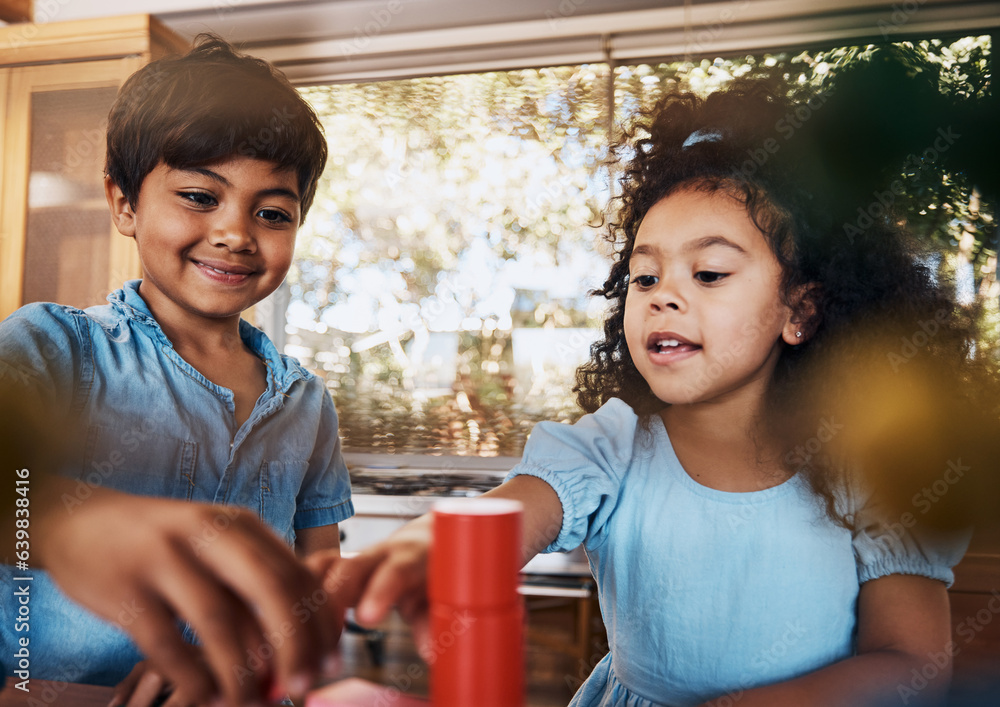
[0,281,354,685]
[507,399,968,707]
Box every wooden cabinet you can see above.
[0,14,187,319]
[949,528,1000,701]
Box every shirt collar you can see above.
[108,279,307,391]
[108,279,159,326]
[239,318,307,390]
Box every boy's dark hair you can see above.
[106,35,327,221]
[574,64,999,527]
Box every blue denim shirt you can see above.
[0,280,353,684]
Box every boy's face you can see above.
[105,156,300,328]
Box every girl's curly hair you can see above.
[573,69,997,528]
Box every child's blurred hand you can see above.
[34,482,339,707]
[110,661,175,707]
[307,516,434,658]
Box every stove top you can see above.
[348,469,505,498]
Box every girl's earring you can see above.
[795,332,802,339]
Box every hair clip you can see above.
[682,128,724,149]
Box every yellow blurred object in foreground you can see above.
[817,327,999,533]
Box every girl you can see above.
[318,68,982,706]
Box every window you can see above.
[279,35,993,457]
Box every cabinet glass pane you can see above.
[22,86,119,309]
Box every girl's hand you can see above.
[33,481,339,707]
[307,516,434,656]
[306,476,563,660]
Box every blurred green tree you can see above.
[290,35,994,455]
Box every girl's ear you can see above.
[782,283,821,345]
[104,175,137,238]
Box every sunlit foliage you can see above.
[291,36,993,455]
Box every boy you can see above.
[0,36,352,703]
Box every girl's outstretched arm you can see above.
[309,474,563,653]
[699,574,952,707]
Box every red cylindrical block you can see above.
[429,498,524,707]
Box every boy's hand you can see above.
[307,515,433,657]
[34,482,341,707]
[111,661,175,707]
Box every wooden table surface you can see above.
[0,680,113,706]
[0,679,432,707]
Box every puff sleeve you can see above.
[850,481,971,588]
[505,398,638,553]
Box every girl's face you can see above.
[623,186,801,407]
